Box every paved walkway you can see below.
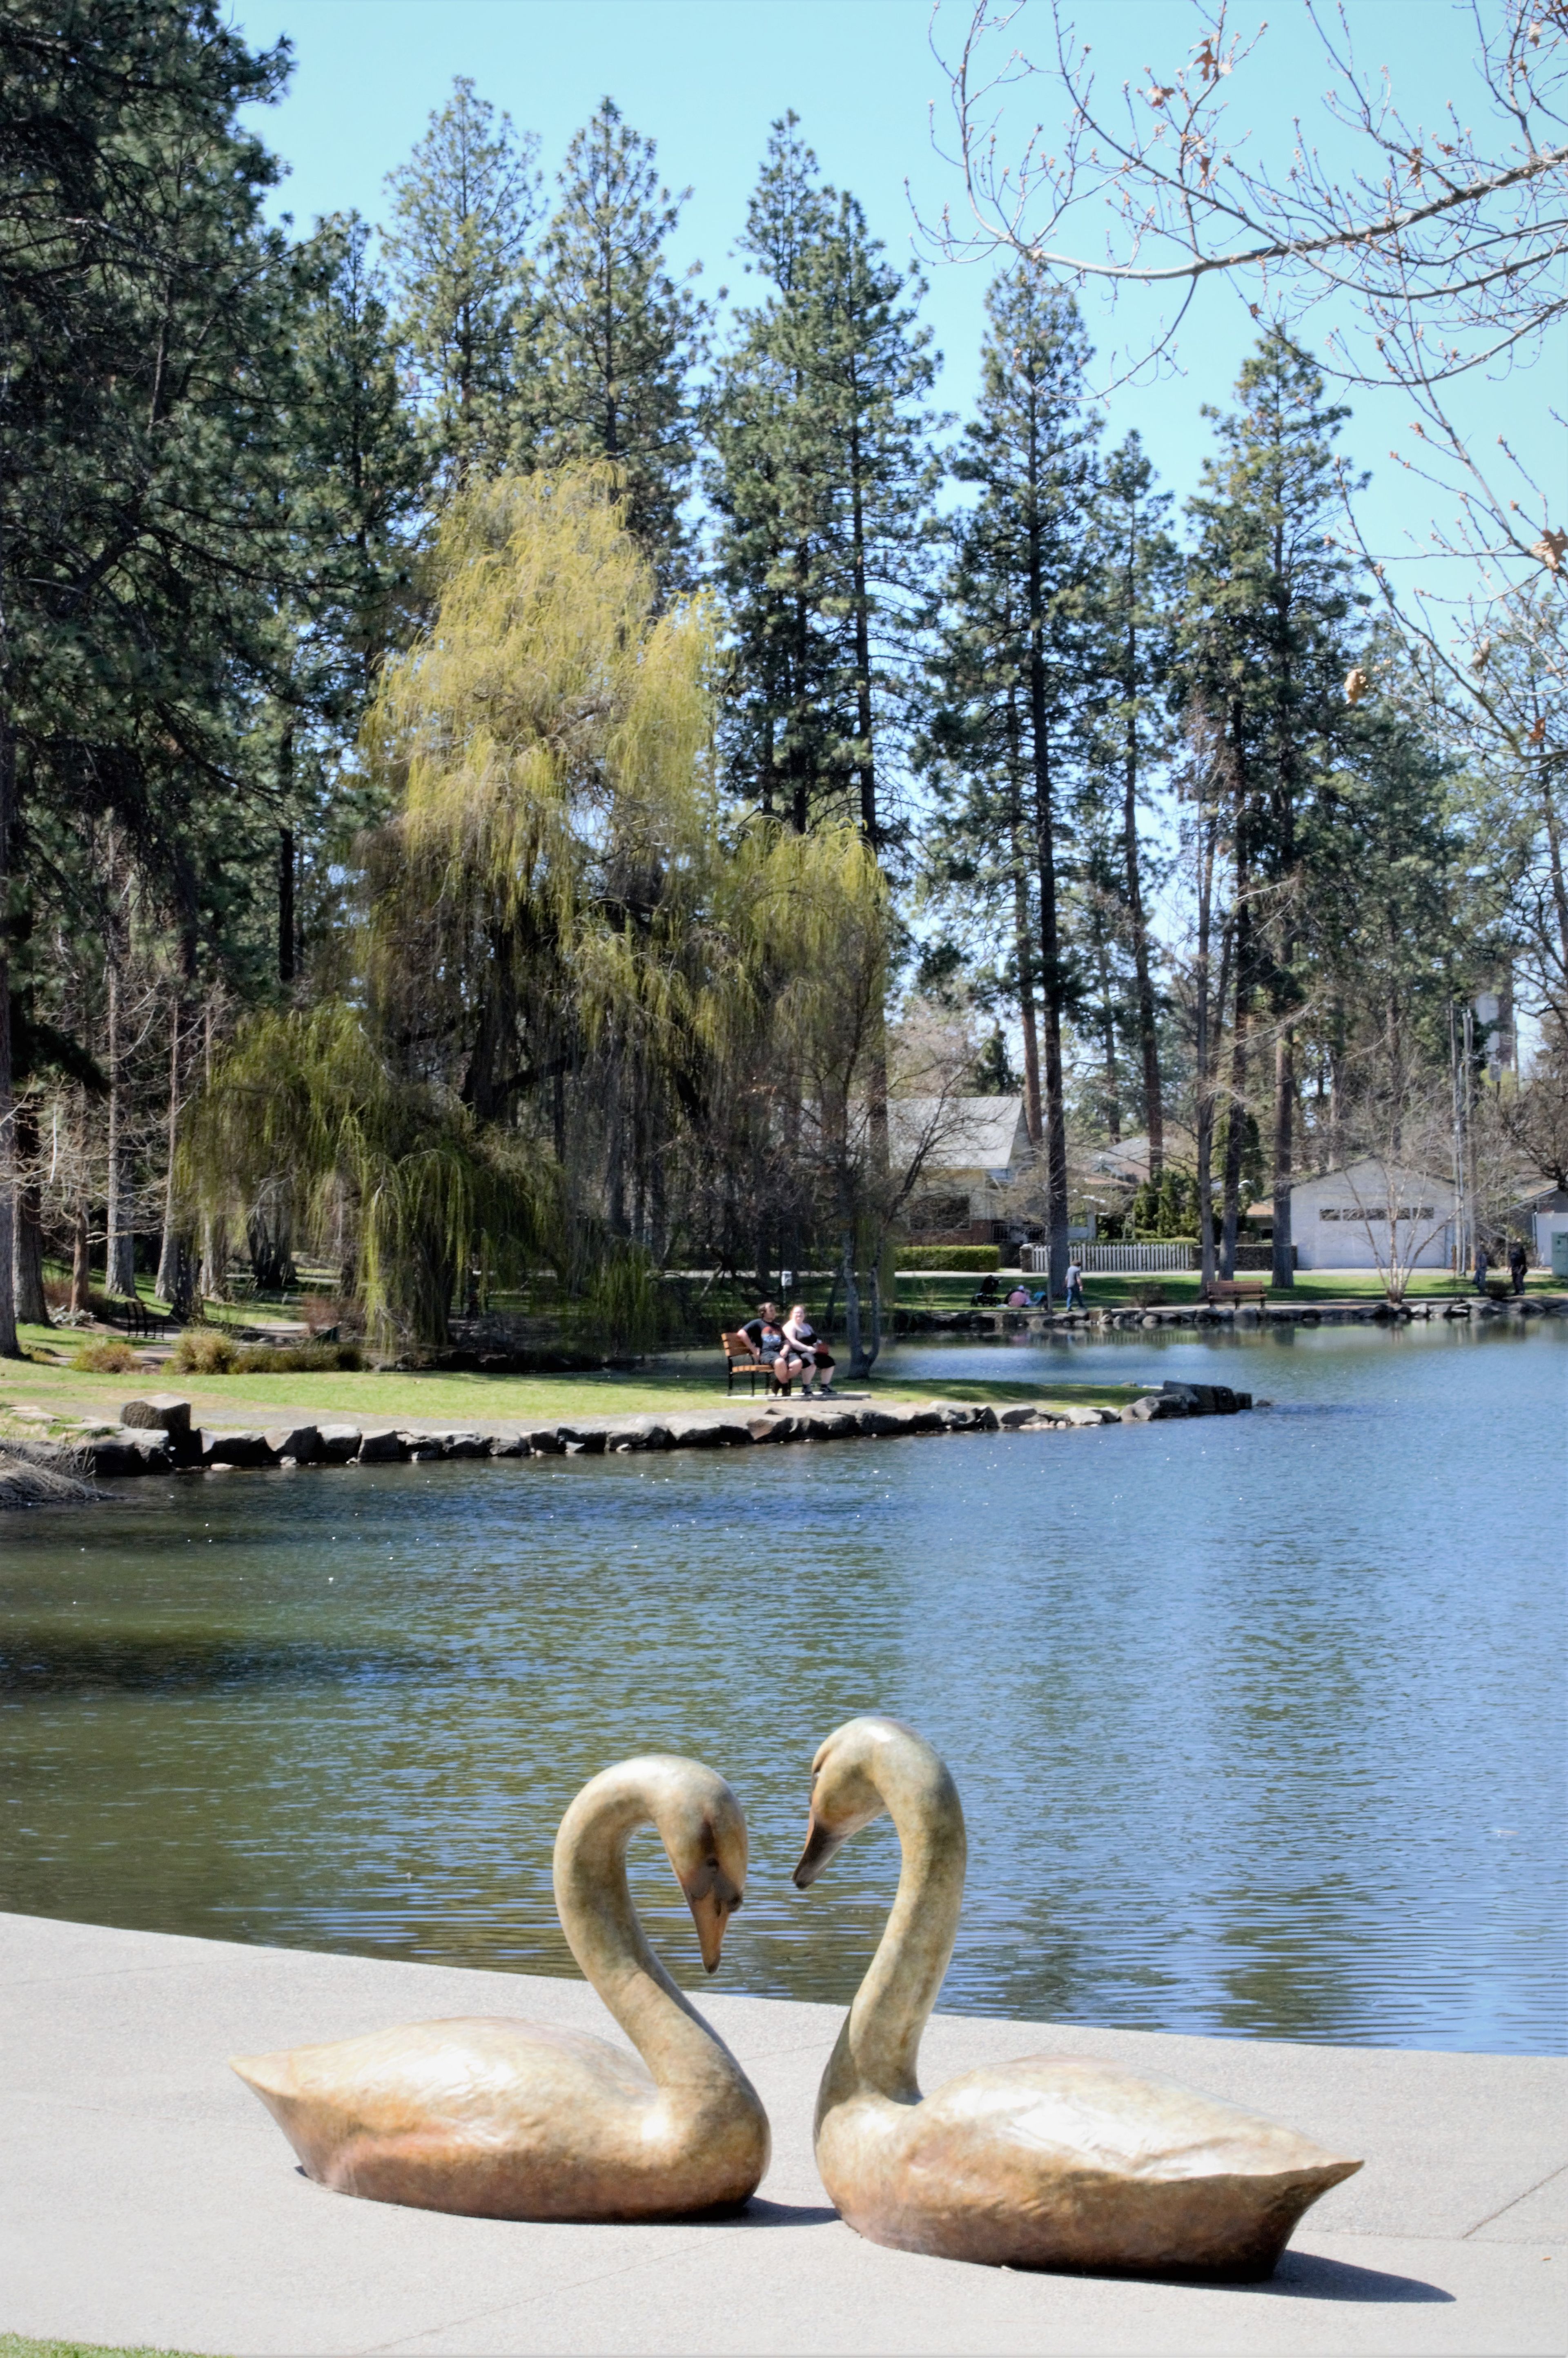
[3,1912,1562,2356]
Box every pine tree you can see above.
[933,266,1100,1288]
[709,117,841,827]
[1083,433,1180,1165]
[1184,334,1361,1284]
[537,99,706,590]
[0,0,299,1350]
[710,119,940,849]
[383,77,541,495]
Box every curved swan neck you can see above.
[833,1734,966,2107]
[552,1765,740,2092]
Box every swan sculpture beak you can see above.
[680,1863,742,1972]
[792,1811,844,1889]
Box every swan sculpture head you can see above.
[793,1715,957,1888]
[556,1753,748,1972]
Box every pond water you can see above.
[2,1320,1563,2054]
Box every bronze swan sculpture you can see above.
[232,1754,770,2220]
[793,1715,1361,2277]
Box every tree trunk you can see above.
[12,1096,49,1325]
[1013,868,1043,1146]
[1220,898,1251,1281]
[1026,451,1070,1292]
[104,941,136,1298]
[1006,710,1043,1146]
[1125,749,1163,1172]
[70,1200,91,1314]
[0,712,18,1356]
[278,822,296,985]
[840,1230,863,1376]
[1194,803,1218,1289]
[155,995,182,1302]
[1095,931,1120,1142]
[1271,1017,1295,1289]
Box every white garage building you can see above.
[1290,1160,1457,1273]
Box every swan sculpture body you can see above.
[232,1756,770,2220]
[793,1717,1361,2278]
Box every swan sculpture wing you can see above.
[793,1717,1361,2277]
[232,1756,770,2220]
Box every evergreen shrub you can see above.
[898,1245,1000,1271]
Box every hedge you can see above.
[898,1244,1000,1271]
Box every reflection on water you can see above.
[1,1320,1562,2053]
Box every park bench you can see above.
[108,1296,175,1340]
[1200,1277,1268,1308]
[720,1330,789,1397]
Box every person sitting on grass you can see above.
[783,1303,836,1397]
[1005,1283,1031,1309]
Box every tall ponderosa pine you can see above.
[0,0,298,1350]
[1185,335,1360,1285]
[935,268,1099,1289]
[1082,433,1179,1164]
[537,99,705,590]
[383,76,541,494]
[709,117,839,828]
[710,117,940,849]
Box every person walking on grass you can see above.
[1474,1244,1490,1296]
[1062,1256,1086,1311]
[1508,1238,1528,1296]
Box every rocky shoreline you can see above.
[27,1378,1253,1486]
[909,1291,1568,1335]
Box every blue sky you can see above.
[232,0,1554,587]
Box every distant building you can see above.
[899,1096,1036,1248]
[1287,1161,1457,1272]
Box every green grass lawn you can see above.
[0,2339,218,2358]
[0,1330,1150,1439]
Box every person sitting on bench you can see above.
[739,1302,806,1393]
[783,1303,836,1398]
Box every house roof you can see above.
[888,1095,1028,1174]
[1289,1160,1453,1194]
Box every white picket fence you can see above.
[1080,1243,1196,1272]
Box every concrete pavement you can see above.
[2,1911,1562,2356]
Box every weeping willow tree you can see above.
[183,466,898,1348]
[182,1005,556,1346]
[365,462,722,1245]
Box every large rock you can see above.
[554,1425,607,1455]
[316,1424,362,1462]
[120,1394,191,1436]
[89,1430,174,1477]
[858,1405,922,1437]
[746,1413,799,1443]
[203,1430,277,1468]
[265,1424,321,1463]
[672,1414,755,1449]
[488,1429,528,1457]
[522,1428,566,1455]
[1122,1395,1178,1423]
[802,1410,862,1441]
[356,1426,406,1463]
[608,1419,673,1452]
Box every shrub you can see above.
[233,1340,364,1373]
[898,1244,1000,1272]
[71,1338,141,1373]
[170,1330,363,1375]
[170,1328,239,1374]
